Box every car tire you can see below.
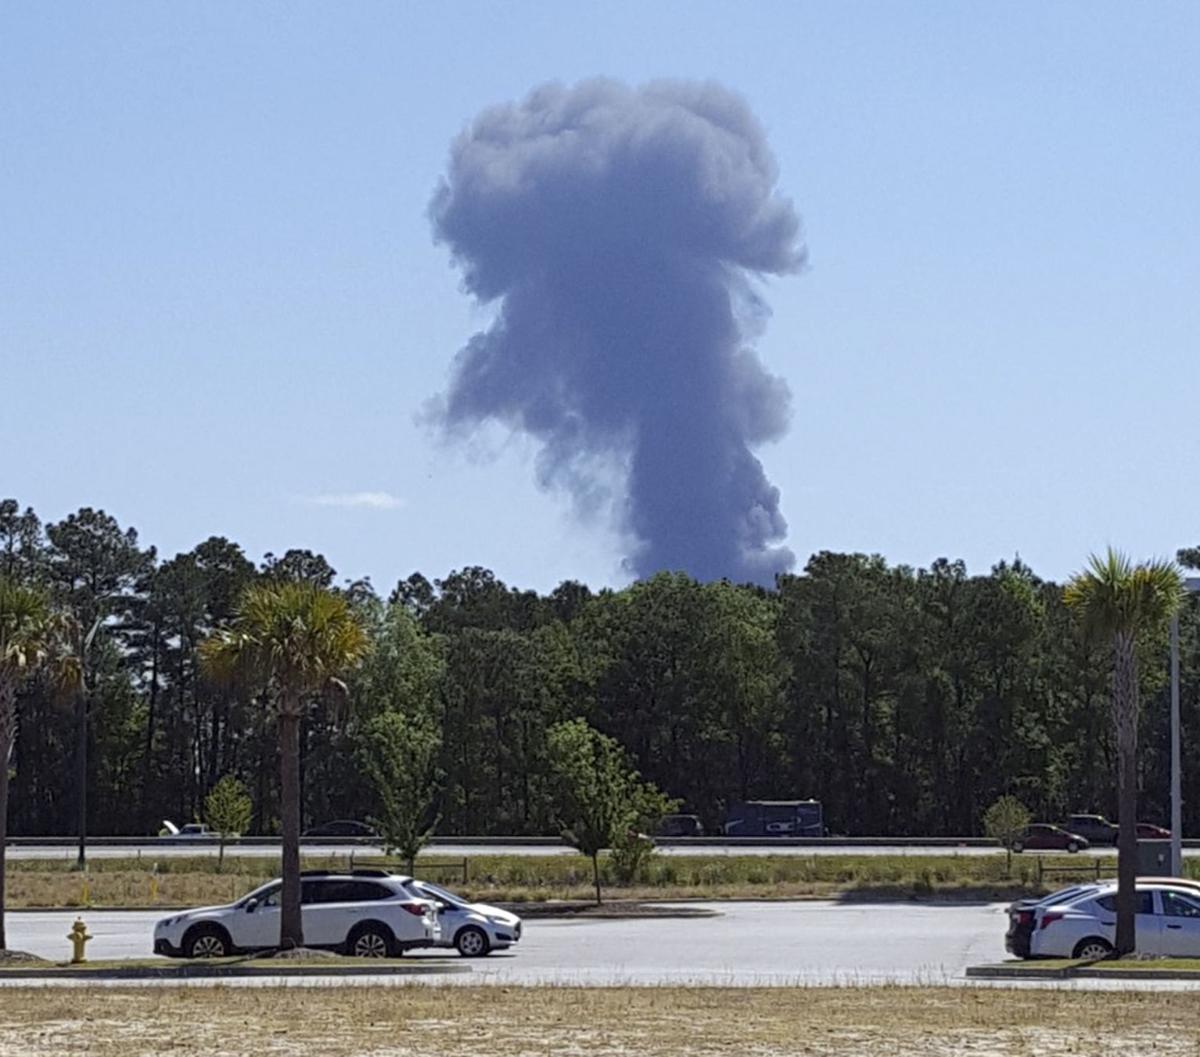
[346,922,394,959]
[455,926,491,958]
[1072,937,1113,961]
[1066,841,1080,853]
[1011,841,1024,853]
[182,923,232,959]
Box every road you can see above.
[5,841,1154,860]
[8,901,1007,985]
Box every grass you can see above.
[3,985,1200,1056]
[2,851,1131,909]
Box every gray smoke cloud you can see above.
[429,79,805,585]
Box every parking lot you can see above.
[9,900,1007,985]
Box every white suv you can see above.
[153,870,440,958]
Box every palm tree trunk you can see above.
[0,679,14,950]
[278,700,304,949]
[592,852,602,905]
[1114,631,1139,957]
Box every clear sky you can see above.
[4,2,1197,592]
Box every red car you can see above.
[1135,822,1171,839]
[1011,823,1090,853]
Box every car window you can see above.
[302,880,346,904]
[1162,892,1200,918]
[415,882,469,907]
[1096,893,1154,914]
[255,884,281,908]
[346,881,391,901]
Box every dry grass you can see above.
[3,852,1116,909]
[2,984,1199,1056]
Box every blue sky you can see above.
[3,3,1197,592]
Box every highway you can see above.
[6,840,1163,860]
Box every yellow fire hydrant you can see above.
[67,917,92,964]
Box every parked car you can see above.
[655,814,704,838]
[408,878,522,957]
[1005,883,1103,958]
[1063,814,1119,846]
[1025,881,1200,959]
[1011,824,1090,853]
[302,820,379,839]
[1135,822,1171,840]
[153,869,439,959]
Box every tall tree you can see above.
[0,579,73,949]
[1065,550,1183,956]
[45,509,154,863]
[200,582,368,949]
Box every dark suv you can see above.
[1063,814,1119,846]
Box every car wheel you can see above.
[1072,937,1113,961]
[183,924,231,959]
[347,923,393,959]
[1011,841,1024,853]
[455,926,491,957]
[1066,841,1080,853]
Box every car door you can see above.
[234,883,282,950]
[1158,891,1200,956]
[1093,892,1161,955]
[299,880,349,946]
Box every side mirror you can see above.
[245,898,259,914]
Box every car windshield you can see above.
[414,881,470,908]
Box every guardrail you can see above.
[9,834,1200,849]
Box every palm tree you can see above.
[1064,549,1183,957]
[200,582,369,950]
[0,578,75,950]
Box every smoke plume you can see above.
[429,79,804,584]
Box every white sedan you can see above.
[1030,882,1200,959]
[408,879,522,957]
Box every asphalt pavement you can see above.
[9,901,1006,985]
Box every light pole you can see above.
[1170,577,1200,876]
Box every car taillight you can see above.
[399,902,427,917]
[1039,913,1064,929]
[1017,911,1033,927]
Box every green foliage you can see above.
[983,796,1031,845]
[1064,549,1184,642]
[204,775,252,871]
[205,775,252,839]
[547,719,675,901]
[357,710,443,869]
[983,795,1031,873]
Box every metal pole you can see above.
[1172,612,1182,876]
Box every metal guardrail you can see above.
[9,834,1200,849]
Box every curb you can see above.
[0,962,470,981]
[966,962,1200,983]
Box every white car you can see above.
[159,821,213,840]
[153,870,440,958]
[1029,882,1200,959]
[408,879,522,957]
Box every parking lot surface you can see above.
[10,900,1007,985]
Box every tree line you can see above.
[4,497,1199,840]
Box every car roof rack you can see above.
[300,869,334,877]
[350,868,394,878]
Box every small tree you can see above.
[547,718,673,903]
[357,710,443,874]
[983,795,1031,874]
[204,775,252,872]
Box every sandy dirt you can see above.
[3,985,1200,1056]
